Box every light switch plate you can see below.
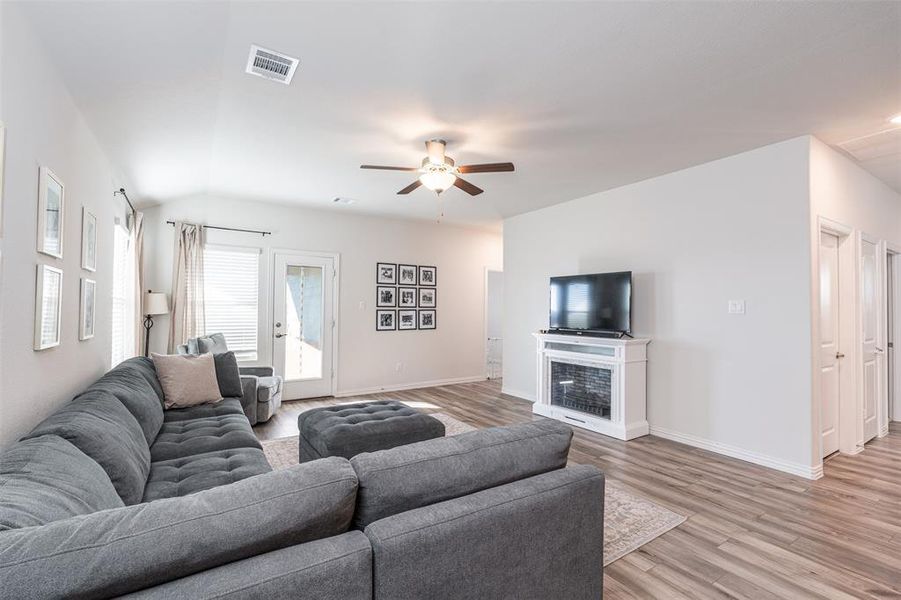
[728,300,746,315]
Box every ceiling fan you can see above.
[361,139,514,196]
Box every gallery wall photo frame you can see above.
[80,277,96,340]
[37,166,65,259]
[418,287,436,308]
[398,286,417,308]
[81,207,97,272]
[34,264,63,350]
[418,309,437,330]
[418,265,437,286]
[376,309,396,331]
[376,286,397,307]
[398,264,417,286]
[376,262,397,285]
[398,309,417,330]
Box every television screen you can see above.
[549,272,632,333]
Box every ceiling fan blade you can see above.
[397,180,423,195]
[360,165,419,172]
[457,162,515,174]
[453,177,484,196]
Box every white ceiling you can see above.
[16,1,901,229]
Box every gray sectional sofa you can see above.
[0,357,605,599]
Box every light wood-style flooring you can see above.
[254,380,901,599]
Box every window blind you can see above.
[111,225,135,366]
[203,245,260,361]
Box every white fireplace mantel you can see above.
[533,332,650,440]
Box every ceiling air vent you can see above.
[245,44,298,85]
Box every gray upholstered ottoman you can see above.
[297,401,445,462]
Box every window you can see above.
[203,245,260,361]
[111,224,135,366]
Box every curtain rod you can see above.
[113,188,136,216]
[166,221,271,237]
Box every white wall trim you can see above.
[335,375,486,398]
[649,426,823,480]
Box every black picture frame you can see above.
[398,264,417,286]
[418,287,436,308]
[376,286,397,307]
[376,309,396,331]
[398,286,417,308]
[398,309,417,330]
[418,309,436,330]
[418,265,437,286]
[376,262,397,285]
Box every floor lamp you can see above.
[143,291,170,357]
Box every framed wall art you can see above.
[37,167,65,258]
[34,264,63,350]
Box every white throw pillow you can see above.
[151,352,223,409]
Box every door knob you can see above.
[836,352,845,359]
[875,347,885,354]
[275,333,286,339]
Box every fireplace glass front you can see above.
[550,360,612,420]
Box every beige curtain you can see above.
[167,222,205,352]
[129,211,145,356]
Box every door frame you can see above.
[269,248,340,398]
[886,243,901,428]
[813,217,858,468]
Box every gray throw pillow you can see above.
[0,436,125,530]
[213,351,243,397]
[197,333,229,355]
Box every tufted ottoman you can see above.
[297,400,446,462]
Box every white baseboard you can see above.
[501,386,536,402]
[649,426,822,480]
[336,375,486,398]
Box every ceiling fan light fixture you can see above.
[419,169,457,193]
[891,114,901,125]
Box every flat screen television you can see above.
[549,271,632,335]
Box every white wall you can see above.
[504,137,816,475]
[142,196,502,395]
[0,3,128,449]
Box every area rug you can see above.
[261,412,684,566]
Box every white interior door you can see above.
[860,236,881,443]
[819,232,841,457]
[272,253,335,400]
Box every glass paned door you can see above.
[273,253,335,399]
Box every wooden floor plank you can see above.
[254,380,901,599]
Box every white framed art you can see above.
[37,167,65,258]
[80,277,96,340]
[81,207,97,271]
[34,264,63,350]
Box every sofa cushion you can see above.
[349,419,572,528]
[0,458,359,599]
[24,391,151,505]
[212,351,243,397]
[0,436,124,530]
[298,401,445,461]
[83,358,165,445]
[163,397,245,422]
[150,414,262,462]
[143,447,272,502]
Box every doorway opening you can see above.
[485,269,503,380]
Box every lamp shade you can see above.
[144,292,169,316]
